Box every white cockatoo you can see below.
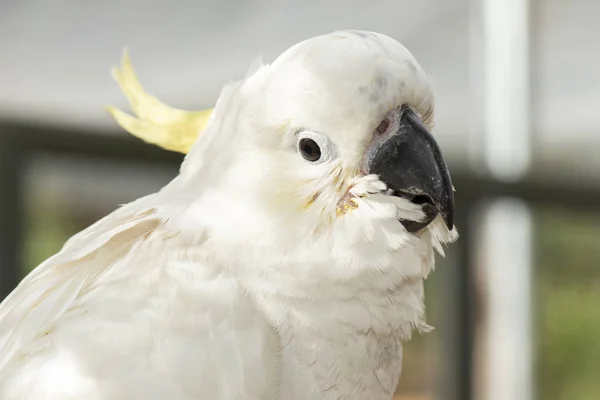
[0,30,457,399]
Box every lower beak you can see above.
[368,108,454,232]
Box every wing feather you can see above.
[0,200,162,374]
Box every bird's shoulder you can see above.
[0,197,279,399]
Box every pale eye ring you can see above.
[296,130,335,164]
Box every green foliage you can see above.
[536,208,600,400]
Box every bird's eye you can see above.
[376,118,391,135]
[298,138,322,162]
[296,130,335,163]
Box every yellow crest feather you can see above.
[107,50,213,154]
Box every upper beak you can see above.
[368,108,454,233]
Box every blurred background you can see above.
[1,1,599,399]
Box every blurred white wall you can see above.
[1,0,598,179]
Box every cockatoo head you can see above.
[111,30,457,303]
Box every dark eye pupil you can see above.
[299,138,322,162]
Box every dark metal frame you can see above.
[2,119,600,400]
[0,120,182,297]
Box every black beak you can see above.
[368,108,454,233]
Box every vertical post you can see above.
[481,0,531,182]
[479,199,533,400]
[470,0,534,399]
[0,132,23,300]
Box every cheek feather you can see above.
[300,164,397,224]
[303,191,320,209]
[299,164,358,220]
[336,193,360,217]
